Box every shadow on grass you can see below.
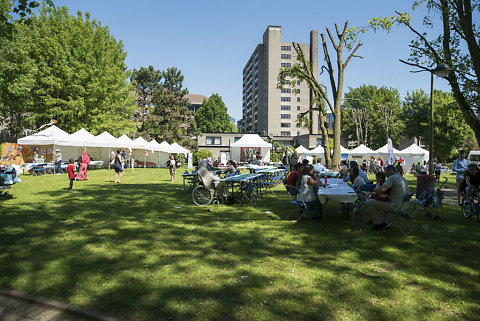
[0,172,479,320]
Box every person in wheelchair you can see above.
[460,164,480,205]
[197,160,228,197]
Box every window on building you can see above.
[281,46,291,51]
[281,97,291,102]
[234,137,241,142]
[281,63,291,68]
[296,123,301,128]
[206,137,221,145]
[281,54,291,59]
[295,89,300,94]
[316,138,323,146]
[297,106,300,111]
[297,97,301,102]
[281,88,291,93]
[281,105,291,111]
[281,131,291,136]
[297,131,301,136]
[297,80,300,85]
[284,79,290,85]
[281,123,291,128]
[281,114,291,119]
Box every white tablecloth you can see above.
[317,179,358,204]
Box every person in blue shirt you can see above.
[313,158,326,174]
[452,150,469,205]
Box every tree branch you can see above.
[343,42,363,68]
[399,59,432,72]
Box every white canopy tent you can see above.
[116,134,135,149]
[170,142,190,154]
[95,131,121,169]
[295,145,314,164]
[309,145,325,156]
[18,125,71,146]
[230,134,272,162]
[148,139,170,167]
[158,141,172,153]
[376,144,401,155]
[348,144,377,160]
[17,125,81,163]
[399,143,430,172]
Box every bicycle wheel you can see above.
[192,186,213,206]
[461,198,473,219]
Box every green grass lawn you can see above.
[1,169,479,320]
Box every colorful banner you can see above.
[240,147,260,162]
[188,153,193,169]
[1,143,24,165]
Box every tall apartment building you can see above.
[241,26,320,138]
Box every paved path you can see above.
[0,289,128,321]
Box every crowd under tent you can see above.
[399,143,430,172]
[230,134,271,163]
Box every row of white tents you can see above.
[17,125,190,167]
[296,143,430,172]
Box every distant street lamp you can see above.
[428,64,452,175]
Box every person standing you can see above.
[452,150,469,205]
[66,159,76,190]
[169,155,176,182]
[33,147,39,163]
[76,150,90,181]
[290,149,298,172]
[54,149,62,174]
[121,149,127,169]
[114,149,124,183]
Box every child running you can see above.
[66,158,75,190]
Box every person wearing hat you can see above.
[54,149,62,174]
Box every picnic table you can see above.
[317,178,358,230]
[221,173,264,205]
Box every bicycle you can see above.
[461,187,480,222]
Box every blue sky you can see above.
[52,0,451,121]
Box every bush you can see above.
[193,150,212,165]
[270,152,280,163]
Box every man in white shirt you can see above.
[313,158,326,174]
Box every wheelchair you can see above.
[192,172,227,206]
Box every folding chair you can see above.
[384,192,415,234]
[284,184,307,220]
[352,184,376,226]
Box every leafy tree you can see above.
[131,65,162,133]
[342,85,404,149]
[0,0,54,39]
[278,22,362,168]
[195,93,235,133]
[146,67,199,149]
[402,89,472,160]
[0,5,136,137]
[367,0,480,144]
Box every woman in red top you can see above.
[66,159,76,190]
[77,151,90,181]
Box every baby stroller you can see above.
[412,175,448,220]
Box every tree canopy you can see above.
[342,85,405,150]
[402,89,473,160]
[367,0,480,144]
[195,93,235,133]
[0,5,136,137]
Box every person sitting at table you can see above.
[313,158,326,174]
[338,160,348,179]
[249,155,260,166]
[366,165,409,231]
[286,163,304,188]
[299,164,324,219]
[370,172,390,202]
[344,161,369,184]
[350,166,366,192]
[226,160,237,176]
